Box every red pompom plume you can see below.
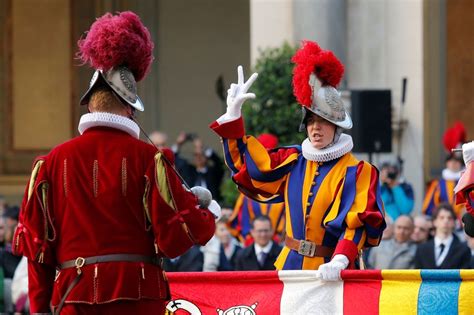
[257,133,279,150]
[292,40,344,107]
[443,121,466,151]
[77,11,154,82]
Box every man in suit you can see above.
[235,216,282,271]
[415,203,471,269]
[368,215,416,269]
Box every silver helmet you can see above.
[299,73,352,131]
[79,66,144,112]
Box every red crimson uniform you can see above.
[13,119,216,314]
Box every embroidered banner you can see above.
[165,270,474,314]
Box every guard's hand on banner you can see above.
[224,65,258,120]
[317,254,349,281]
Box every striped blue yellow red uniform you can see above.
[211,118,386,270]
[422,178,463,217]
[228,193,285,243]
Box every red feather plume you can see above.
[77,11,154,82]
[292,40,344,107]
[443,121,466,151]
[257,133,279,150]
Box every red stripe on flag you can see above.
[167,271,283,314]
[342,270,382,315]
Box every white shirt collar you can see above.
[442,168,462,181]
[301,133,353,162]
[434,234,454,266]
[254,241,273,256]
[78,112,140,139]
[434,234,454,248]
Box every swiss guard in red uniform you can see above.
[455,141,474,236]
[13,12,218,315]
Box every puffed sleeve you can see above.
[210,117,299,203]
[145,149,216,258]
[13,157,56,266]
[13,157,57,313]
[323,161,386,263]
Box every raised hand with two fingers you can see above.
[219,65,258,123]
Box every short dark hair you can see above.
[432,203,456,221]
[251,215,272,229]
[216,217,229,225]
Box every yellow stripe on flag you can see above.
[379,270,421,315]
[459,270,474,314]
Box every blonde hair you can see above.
[88,88,129,115]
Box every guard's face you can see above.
[306,113,336,149]
[446,159,463,173]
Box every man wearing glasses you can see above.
[234,216,282,271]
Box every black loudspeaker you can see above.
[350,90,392,153]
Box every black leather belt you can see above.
[55,254,160,315]
[285,236,335,258]
[59,253,159,269]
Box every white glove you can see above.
[190,186,212,208]
[217,65,258,124]
[317,254,349,281]
[462,141,474,165]
[208,200,221,219]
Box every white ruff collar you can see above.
[302,133,353,162]
[442,168,462,181]
[78,112,140,139]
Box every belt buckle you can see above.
[298,240,316,257]
[75,257,86,275]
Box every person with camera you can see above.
[173,132,225,202]
[380,162,415,222]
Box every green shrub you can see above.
[243,43,305,146]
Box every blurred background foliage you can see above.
[243,42,304,146]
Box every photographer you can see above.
[173,132,225,202]
[380,162,415,221]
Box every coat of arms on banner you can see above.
[165,299,259,315]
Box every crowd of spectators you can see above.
[156,149,474,274]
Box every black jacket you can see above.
[414,234,471,269]
[234,242,282,271]
[178,150,224,202]
[162,245,203,272]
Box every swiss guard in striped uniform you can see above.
[210,41,386,280]
[228,133,285,244]
[422,122,466,217]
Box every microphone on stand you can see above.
[397,78,408,175]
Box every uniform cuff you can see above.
[209,117,245,139]
[333,239,359,263]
